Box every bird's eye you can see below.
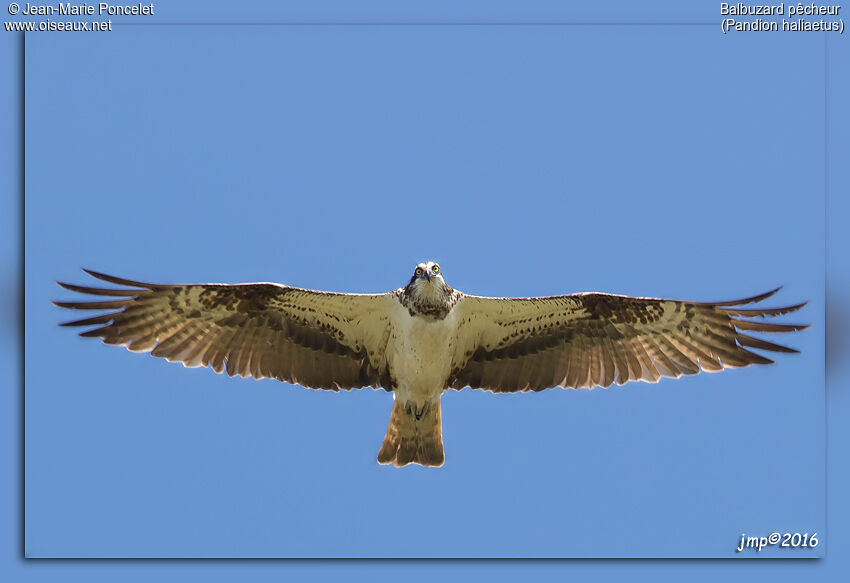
[432,265,440,273]
[415,268,423,276]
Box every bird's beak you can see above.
[423,272,433,282]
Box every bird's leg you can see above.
[404,400,430,421]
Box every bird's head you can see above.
[406,261,449,303]
[410,261,443,284]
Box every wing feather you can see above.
[599,335,617,388]
[55,270,396,391]
[633,337,661,382]
[641,336,680,378]
[588,341,602,389]
[449,290,807,393]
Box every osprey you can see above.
[55,263,807,467]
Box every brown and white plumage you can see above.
[56,270,398,391]
[447,289,806,393]
[55,264,807,468]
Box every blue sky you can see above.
[4,0,849,580]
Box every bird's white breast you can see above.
[387,301,459,406]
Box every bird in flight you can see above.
[55,263,807,467]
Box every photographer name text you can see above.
[18,2,153,16]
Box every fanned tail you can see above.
[377,398,444,467]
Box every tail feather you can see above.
[377,398,444,467]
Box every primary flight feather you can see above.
[55,263,807,467]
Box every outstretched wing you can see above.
[55,269,397,391]
[448,288,807,393]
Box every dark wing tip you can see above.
[720,300,808,318]
[81,267,109,278]
[57,312,116,327]
[81,268,154,288]
[732,320,810,333]
[52,299,127,310]
[56,279,97,293]
[738,334,801,354]
[710,287,782,307]
[78,327,111,338]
